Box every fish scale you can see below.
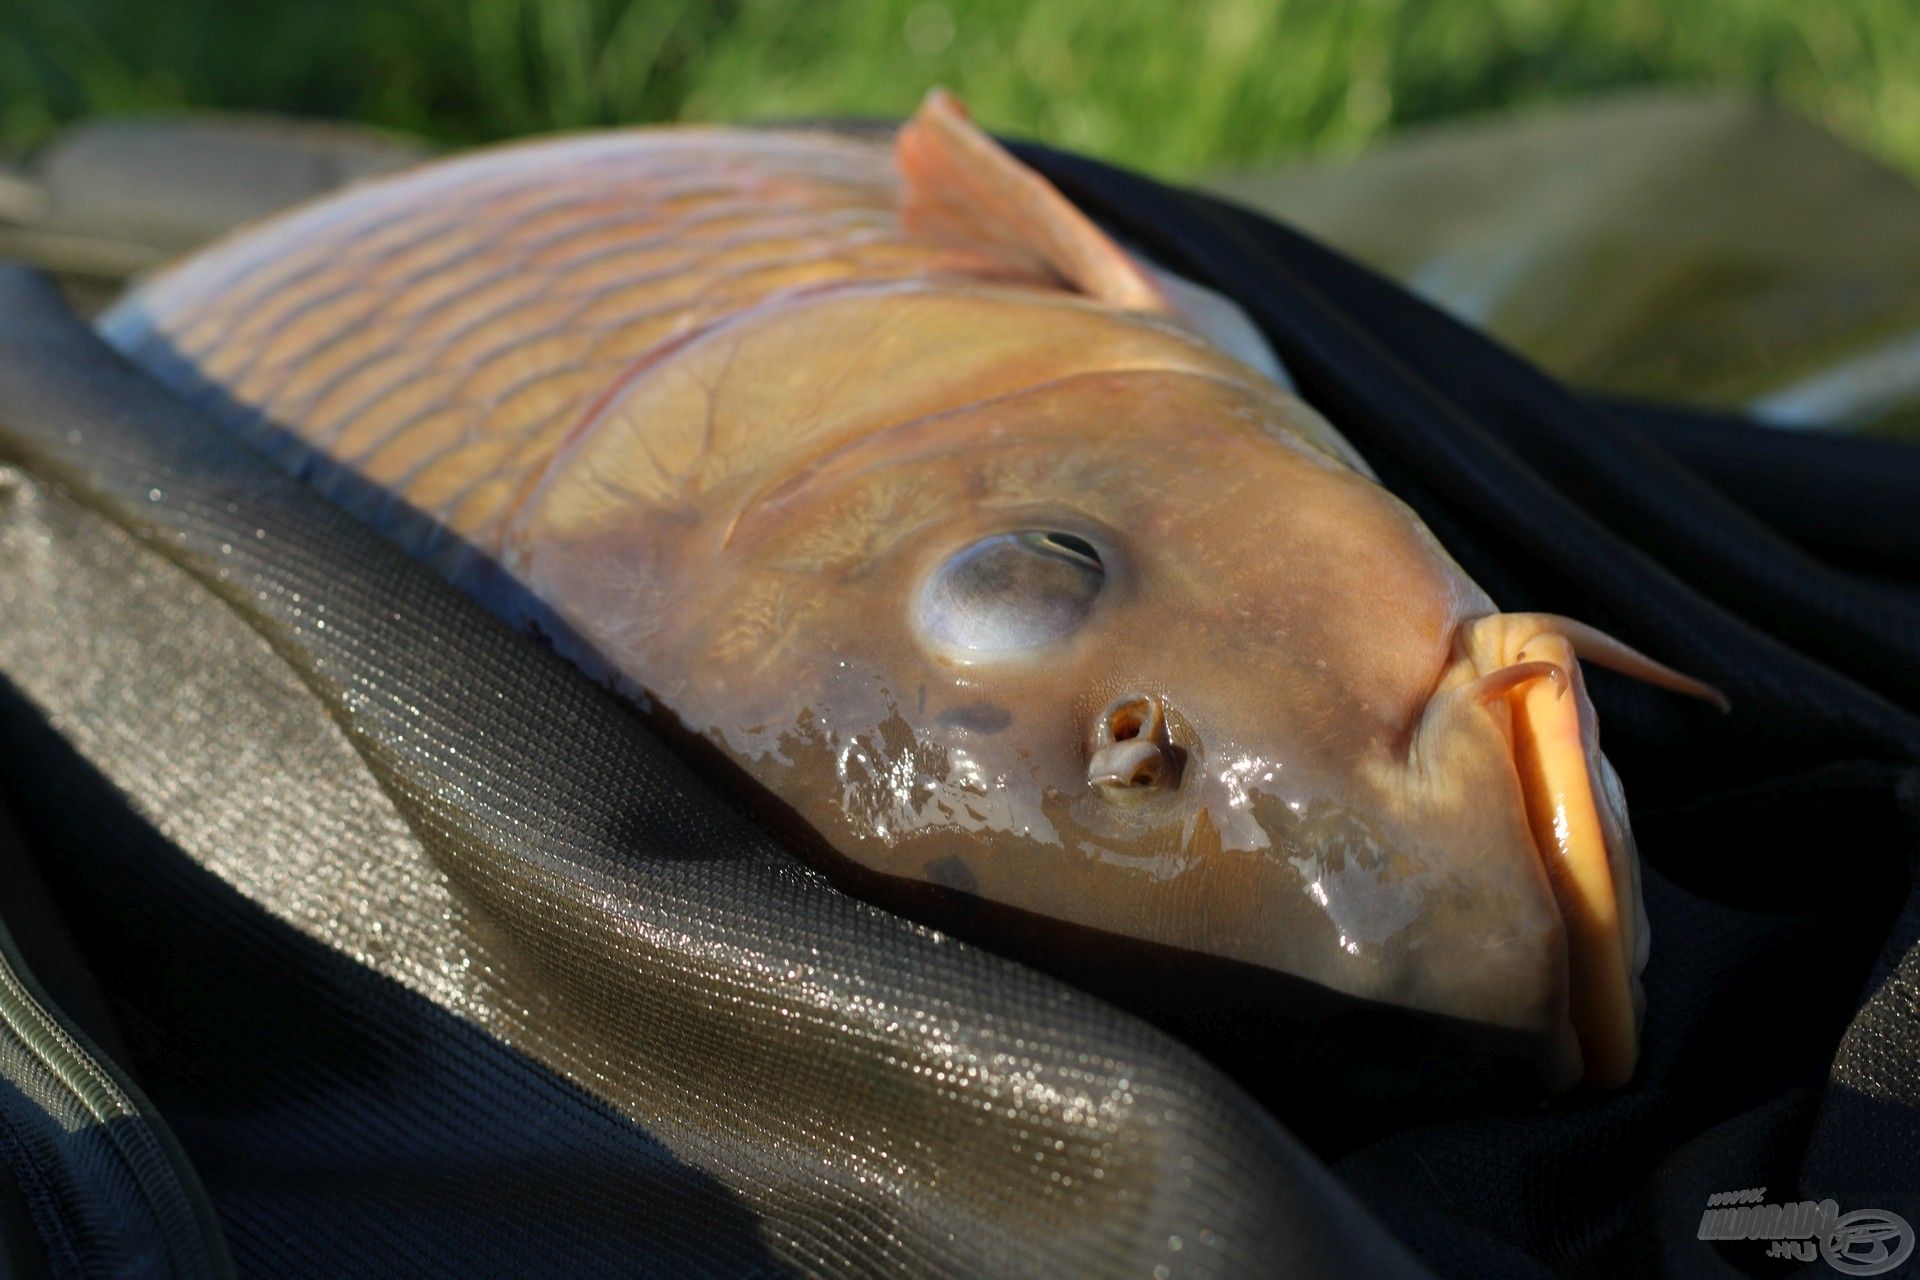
[107,128,1009,560]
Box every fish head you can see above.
[805,365,1680,1093]
[513,309,1723,1095]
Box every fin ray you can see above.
[896,89,1169,311]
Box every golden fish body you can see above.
[104,93,1717,1093]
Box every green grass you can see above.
[4,0,1918,180]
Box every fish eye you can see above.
[914,530,1106,656]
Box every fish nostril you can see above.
[1087,739,1169,793]
[1099,693,1160,746]
[1087,694,1177,797]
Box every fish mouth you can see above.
[1481,627,1642,1087]
[1456,614,1723,1087]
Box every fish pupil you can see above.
[1038,531,1101,568]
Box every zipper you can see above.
[0,913,234,1280]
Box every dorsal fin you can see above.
[896,89,1170,312]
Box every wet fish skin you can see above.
[102,91,1720,1093]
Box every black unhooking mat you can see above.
[0,136,1916,1280]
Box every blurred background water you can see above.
[3,0,1916,180]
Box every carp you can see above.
[102,91,1721,1094]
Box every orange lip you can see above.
[1468,613,1725,1087]
[1502,633,1640,1087]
